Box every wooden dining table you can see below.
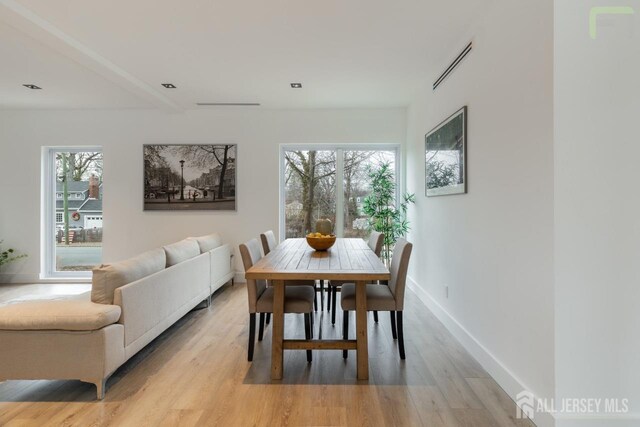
[245,238,390,380]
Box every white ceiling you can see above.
[0,0,491,110]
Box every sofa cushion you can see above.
[91,248,166,304]
[164,238,201,267]
[194,233,222,253]
[0,300,121,331]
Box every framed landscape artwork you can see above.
[143,144,237,211]
[425,106,467,196]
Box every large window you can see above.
[42,147,103,278]
[280,145,399,240]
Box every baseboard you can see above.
[0,272,91,284]
[407,276,555,427]
[554,414,640,427]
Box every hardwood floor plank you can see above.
[0,282,532,427]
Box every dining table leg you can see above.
[355,280,369,380]
[271,279,285,380]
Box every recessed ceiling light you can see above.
[290,83,302,88]
[161,83,177,89]
[23,84,42,90]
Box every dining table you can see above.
[244,237,390,380]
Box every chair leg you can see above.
[314,291,318,311]
[304,313,312,362]
[326,285,332,311]
[342,311,349,359]
[258,313,265,341]
[248,313,256,361]
[373,310,378,323]
[331,286,337,325]
[310,312,314,338]
[397,311,405,360]
[265,313,271,325]
[390,310,397,339]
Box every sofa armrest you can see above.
[210,243,233,292]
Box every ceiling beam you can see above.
[0,0,181,110]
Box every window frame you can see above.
[278,144,401,241]
[41,146,102,280]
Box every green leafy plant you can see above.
[0,240,27,268]
[362,163,415,265]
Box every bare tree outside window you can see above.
[284,150,336,237]
[283,148,398,240]
[343,150,396,238]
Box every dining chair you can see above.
[240,238,315,362]
[340,238,412,359]
[260,230,324,311]
[327,231,384,324]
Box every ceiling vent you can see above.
[196,102,261,107]
[433,41,472,91]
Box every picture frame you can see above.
[143,144,237,211]
[425,106,467,197]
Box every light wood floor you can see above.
[0,282,535,427]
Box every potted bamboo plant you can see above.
[362,163,415,265]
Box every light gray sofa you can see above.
[0,233,233,399]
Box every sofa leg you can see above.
[96,379,106,400]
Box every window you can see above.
[280,145,400,240]
[42,147,103,278]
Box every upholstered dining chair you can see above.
[327,231,384,324]
[341,238,412,359]
[260,230,324,311]
[240,238,315,362]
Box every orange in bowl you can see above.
[306,233,336,251]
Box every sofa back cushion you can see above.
[164,238,201,267]
[194,233,222,253]
[91,248,166,304]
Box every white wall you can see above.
[555,1,640,426]
[405,1,555,426]
[0,108,406,282]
